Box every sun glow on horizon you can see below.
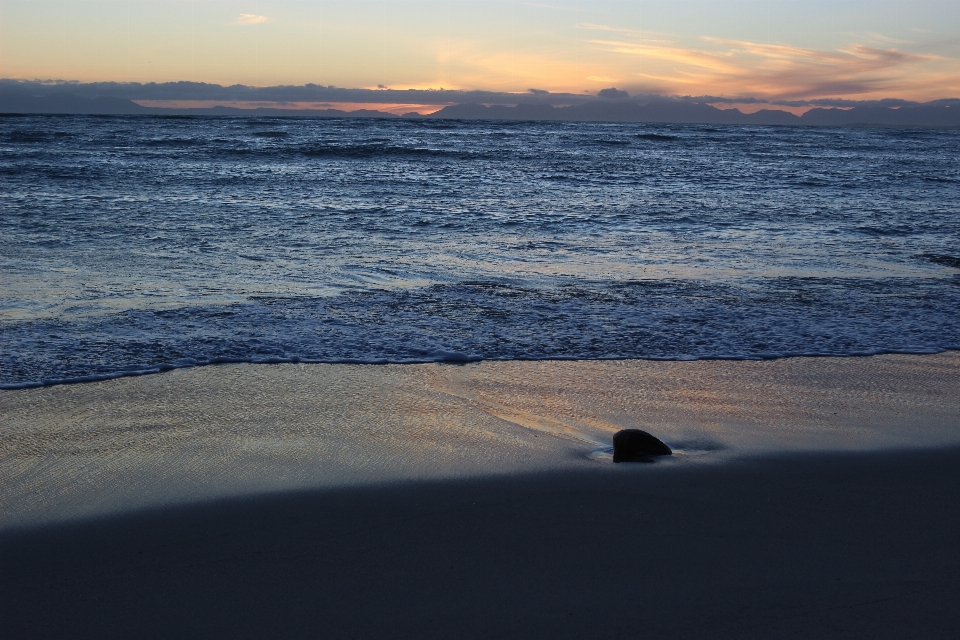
[133,100,447,115]
[1,1,958,103]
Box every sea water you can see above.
[1,115,958,388]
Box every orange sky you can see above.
[2,1,958,105]
[134,101,449,115]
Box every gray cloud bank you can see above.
[2,80,959,127]
[1,80,595,106]
[427,101,960,127]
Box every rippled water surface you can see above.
[2,115,959,387]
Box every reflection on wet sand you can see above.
[2,352,958,530]
[429,352,960,453]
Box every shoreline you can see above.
[3,347,957,391]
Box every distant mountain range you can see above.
[2,86,959,127]
[422,101,960,127]
[0,93,394,119]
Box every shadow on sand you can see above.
[3,447,960,639]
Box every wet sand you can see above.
[3,352,960,529]
[2,353,960,637]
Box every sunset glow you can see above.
[133,100,448,115]
[1,1,958,105]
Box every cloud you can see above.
[577,23,643,38]
[5,79,956,113]
[847,32,915,45]
[586,31,950,101]
[0,80,605,108]
[236,14,268,26]
[597,87,629,99]
[577,23,672,42]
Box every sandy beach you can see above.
[2,353,960,637]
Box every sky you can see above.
[2,1,959,107]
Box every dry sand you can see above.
[2,353,959,637]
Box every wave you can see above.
[856,225,915,236]
[4,275,959,389]
[299,143,476,159]
[3,117,959,391]
[590,139,632,146]
[3,347,952,391]
[5,130,52,143]
[197,142,492,161]
[918,253,960,269]
[142,137,205,147]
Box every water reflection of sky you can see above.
[1,233,950,322]
[1,117,959,383]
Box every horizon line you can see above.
[3,78,958,111]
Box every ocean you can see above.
[1,114,958,388]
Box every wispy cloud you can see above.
[586,30,951,101]
[576,23,672,41]
[577,23,643,38]
[846,32,915,45]
[236,14,268,26]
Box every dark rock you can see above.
[612,429,672,462]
